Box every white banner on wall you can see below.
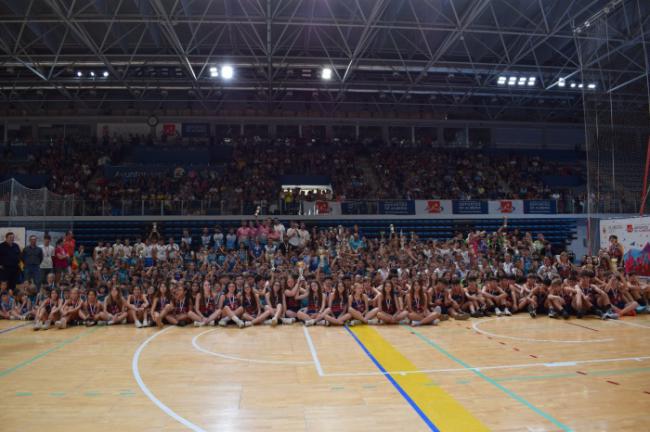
[414,200,453,215]
[600,216,650,277]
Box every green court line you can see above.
[50,392,66,397]
[84,391,100,397]
[405,325,574,432]
[487,366,650,383]
[0,327,99,378]
[15,392,32,396]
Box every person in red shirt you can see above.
[63,231,76,258]
[53,239,69,282]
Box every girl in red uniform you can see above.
[127,286,150,328]
[166,285,192,326]
[283,275,302,322]
[189,281,221,327]
[83,289,109,326]
[152,282,173,327]
[264,280,286,326]
[349,282,378,325]
[104,286,128,325]
[406,280,440,326]
[56,287,84,329]
[34,290,62,330]
[241,282,272,326]
[218,282,245,328]
[376,280,409,324]
[296,280,327,326]
[323,282,351,326]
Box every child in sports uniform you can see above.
[241,282,272,327]
[34,289,62,330]
[166,285,192,326]
[445,279,470,320]
[127,286,150,328]
[603,274,637,317]
[83,289,108,326]
[152,282,173,327]
[264,280,288,326]
[296,280,327,326]
[56,287,83,329]
[463,276,488,317]
[190,281,221,327]
[218,282,245,328]
[349,282,378,325]
[104,286,128,325]
[323,282,351,326]
[0,291,15,319]
[283,276,302,321]
[482,276,511,316]
[406,279,440,326]
[376,280,409,324]
[11,291,33,320]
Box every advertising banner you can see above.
[600,216,650,277]
[452,200,488,214]
[523,200,557,214]
[378,200,415,215]
[487,200,524,215]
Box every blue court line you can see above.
[0,323,30,334]
[344,326,440,432]
[406,326,574,432]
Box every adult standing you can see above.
[0,232,21,291]
[63,230,76,259]
[23,235,43,289]
[40,235,54,286]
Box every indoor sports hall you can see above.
[1,1,649,431]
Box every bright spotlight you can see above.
[221,65,234,80]
[587,83,596,89]
[102,71,109,77]
[508,76,517,86]
[209,66,219,78]
[76,71,83,77]
[89,71,96,77]
[321,67,332,80]
[578,83,583,89]
[497,76,506,85]
[570,82,576,88]
[517,77,526,86]
[558,78,566,87]
[527,77,536,86]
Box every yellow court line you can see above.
[349,326,489,432]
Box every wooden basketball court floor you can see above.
[2,316,650,432]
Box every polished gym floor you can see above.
[2,315,650,431]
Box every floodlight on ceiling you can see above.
[103,71,109,77]
[89,71,95,77]
[321,67,332,80]
[221,65,234,80]
[578,83,584,88]
[209,66,219,78]
[497,76,507,85]
[570,82,577,88]
[508,76,517,86]
[517,77,526,86]
[527,77,536,86]
[558,78,566,87]
[76,71,83,77]
[587,83,596,89]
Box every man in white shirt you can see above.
[298,222,310,249]
[122,238,133,257]
[287,222,301,250]
[39,235,55,285]
[156,239,168,262]
[166,237,179,260]
[272,218,285,242]
[134,237,146,258]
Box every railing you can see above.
[0,197,641,217]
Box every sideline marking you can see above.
[565,321,599,332]
[472,317,613,343]
[347,325,489,432]
[303,326,324,376]
[192,328,313,366]
[0,323,31,334]
[607,319,650,330]
[132,327,206,432]
[0,327,97,378]
[408,326,573,432]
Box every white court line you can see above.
[303,326,324,376]
[472,317,614,343]
[606,319,650,330]
[132,326,206,432]
[192,328,313,365]
[320,355,650,377]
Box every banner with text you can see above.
[487,200,524,215]
[452,200,488,214]
[415,200,453,215]
[523,200,557,214]
[378,200,415,215]
[600,216,650,277]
